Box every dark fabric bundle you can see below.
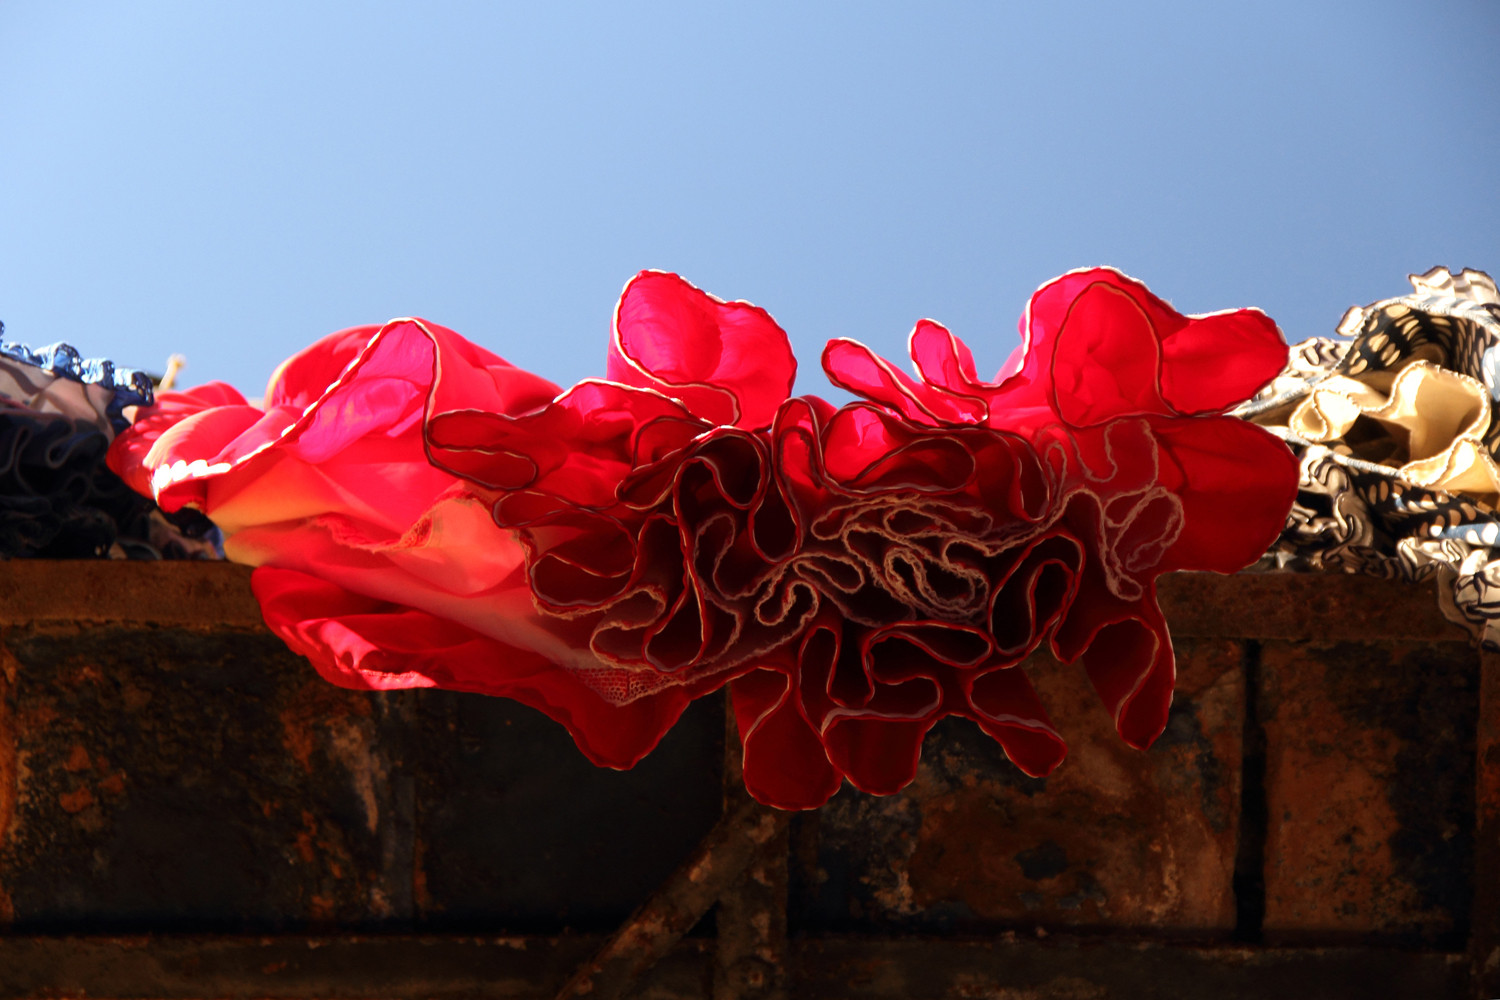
[0,324,219,560]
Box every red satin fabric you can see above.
[108,269,1298,808]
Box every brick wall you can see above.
[0,564,1492,998]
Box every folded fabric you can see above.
[1241,267,1500,646]
[0,336,153,436]
[108,270,1297,808]
[0,327,210,559]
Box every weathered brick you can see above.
[1259,640,1476,946]
[0,561,1490,999]
[410,690,723,932]
[795,638,1244,933]
[0,625,409,932]
[1472,651,1500,993]
[0,622,729,937]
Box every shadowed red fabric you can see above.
[824,268,1298,762]
[108,268,1297,808]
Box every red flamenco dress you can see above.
[108,269,1297,809]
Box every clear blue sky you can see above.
[2,2,1497,398]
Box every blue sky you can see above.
[2,2,1497,398]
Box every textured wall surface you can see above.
[0,619,724,936]
[796,638,1247,936]
[0,564,1492,999]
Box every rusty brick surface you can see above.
[1160,573,1459,641]
[792,938,1467,1000]
[0,622,725,937]
[1470,650,1500,996]
[0,562,1490,998]
[0,935,1468,1000]
[412,691,724,933]
[0,561,1461,641]
[0,625,408,931]
[717,706,791,1000]
[0,561,261,628]
[1260,640,1477,946]
[0,934,713,1000]
[793,638,1244,934]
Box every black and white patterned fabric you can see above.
[1239,267,1500,646]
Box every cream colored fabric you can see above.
[1283,359,1499,496]
[1241,267,1500,649]
[1256,266,1500,500]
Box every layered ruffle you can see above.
[108,269,1298,807]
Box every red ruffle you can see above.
[107,268,1298,809]
[105,319,710,768]
[823,267,1299,767]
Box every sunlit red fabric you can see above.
[107,267,1297,810]
[106,318,714,768]
[823,267,1298,761]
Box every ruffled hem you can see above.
[104,268,1299,808]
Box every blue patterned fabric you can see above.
[0,321,216,559]
[0,322,155,434]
